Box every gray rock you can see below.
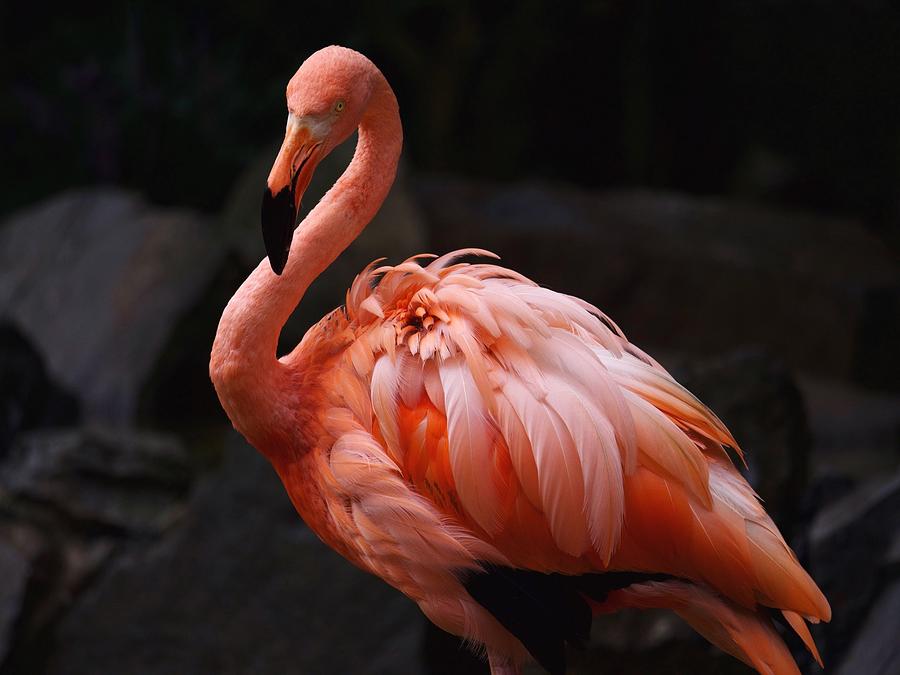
[811,471,900,561]
[46,432,425,675]
[414,179,900,388]
[837,581,900,675]
[798,374,900,485]
[0,189,225,423]
[810,470,900,663]
[886,530,900,568]
[0,539,29,665]
[0,516,113,674]
[1,427,193,535]
[0,321,79,455]
[0,427,197,672]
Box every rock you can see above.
[810,470,900,559]
[0,540,29,665]
[836,581,900,675]
[0,321,79,455]
[0,189,226,423]
[809,470,900,664]
[0,427,195,672]
[798,374,900,485]
[45,432,425,675]
[0,516,113,674]
[886,531,900,569]
[414,179,900,389]
[1,427,194,535]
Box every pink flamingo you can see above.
[210,46,830,674]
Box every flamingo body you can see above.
[211,46,830,674]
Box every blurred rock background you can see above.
[1,2,898,674]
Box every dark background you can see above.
[1,2,898,674]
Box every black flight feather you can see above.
[462,563,673,675]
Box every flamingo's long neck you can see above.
[211,74,401,451]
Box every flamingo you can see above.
[210,46,830,675]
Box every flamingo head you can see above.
[261,46,377,274]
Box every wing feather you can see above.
[493,388,542,511]
[624,390,712,507]
[529,328,637,471]
[500,374,588,557]
[544,380,623,564]
[371,355,403,464]
[438,356,504,534]
[599,353,741,456]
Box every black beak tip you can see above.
[261,186,296,276]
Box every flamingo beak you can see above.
[261,119,322,275]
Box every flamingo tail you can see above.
[606,580,821,675]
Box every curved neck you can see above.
[261,77,401,353]
[211,75,401,446]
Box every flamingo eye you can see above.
[334,100,345,113]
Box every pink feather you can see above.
[438,356,504,534]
